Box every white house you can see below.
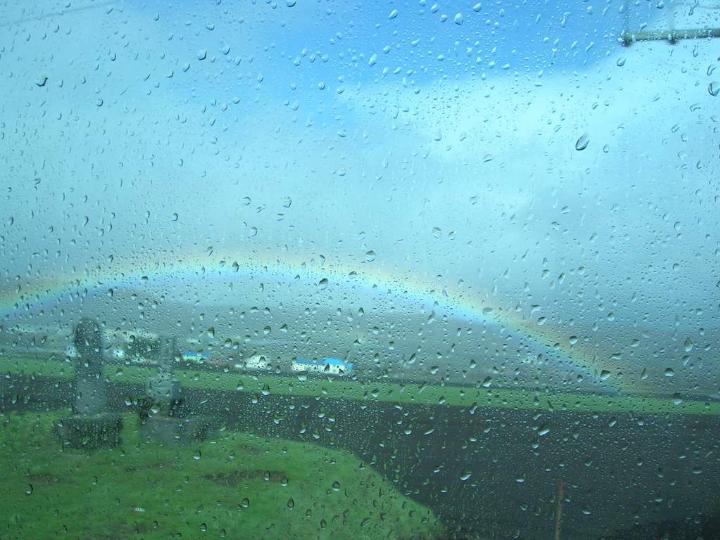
[291,358,353,376]
[237,354,272,371]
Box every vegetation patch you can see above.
[0,412,443,540]
[204,469,287,486]
[2,356,719,416]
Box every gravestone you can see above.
[139,336,211,444]
[145,336,182,416]
[55,318,122,449]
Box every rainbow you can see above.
[0,247,630,391]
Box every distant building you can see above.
[291,357,353,376]
[181,351,208,364]
[236,354,272,371]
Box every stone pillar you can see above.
[72,318,107,415]
[55,318,122,449]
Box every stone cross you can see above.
[145,336,181,416]
[140,336,211,444]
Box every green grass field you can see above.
[1,355,719,416]
[0,412,443,539]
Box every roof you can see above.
[294,357,353,369]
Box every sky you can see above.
[0,0,719,396]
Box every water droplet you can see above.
[318,278,328,288]
[575,133,589,151]
[568,335,578,345]
[616,57,626,67]
[331,480,341,491]
[664,368,675,377]
[287,497,295,509]
[684,338,694,352]
[709,82,719,97]
[365,250,376,262]
[200,523,208,532]
[388,9,399,19]
[36,76,48,87]
[197,49,208,60]
[368,53,378,66]
[460,472,472,481]
[473,2,482,12]
[286,0,296,6]
[454,12,464,24]
[240,498,250,508]
[282,197,292,208]
[25,484,33,495]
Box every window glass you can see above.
[1,1,719,538]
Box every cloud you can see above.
[1,1,718,394]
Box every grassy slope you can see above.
[2,356,719,416]
[0,412,443,540]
